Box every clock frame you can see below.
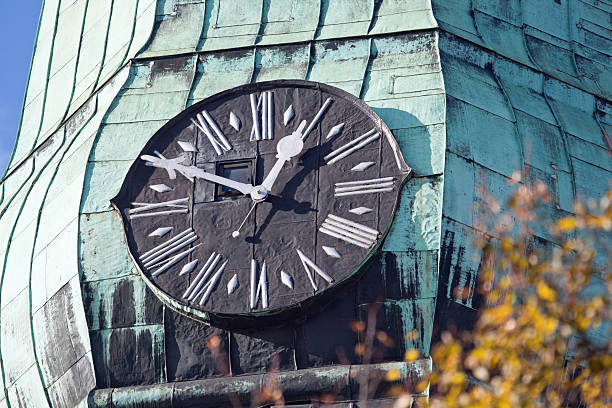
[112,80,411,327]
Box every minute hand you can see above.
[141,154,255,195]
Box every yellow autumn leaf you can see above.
[557,217,577,231]
[405,348,419,362]
[385,368,401,382]
[537,282,557,302]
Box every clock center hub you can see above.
[250,187,269,202]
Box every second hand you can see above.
[231,201,259,238]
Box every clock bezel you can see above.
[112,79,413,328]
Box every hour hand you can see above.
[141,152,254,195]
[260,120,307,192]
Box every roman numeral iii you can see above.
[334,177,395,197]
[319,214,379,249]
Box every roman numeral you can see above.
[129,197,189,219]
[319,214,379,249]
[250,259,268,309]
[190,110,232,155]
[182,252,228,306]
[334,177,395,197]
[324,128,380,165]
[302,97,333,141]
[296,249,333,291]
[139,228,199,276]
[250,92,274,141]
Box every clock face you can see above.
[113,80,411,324]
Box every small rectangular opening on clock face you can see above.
[216,160,252,199]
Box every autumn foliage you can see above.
[425,181,612,407]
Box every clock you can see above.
[113,80,411,326]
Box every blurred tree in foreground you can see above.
[425,180,611,407]
[247,180,610,408]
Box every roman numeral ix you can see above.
[129,197,189,219]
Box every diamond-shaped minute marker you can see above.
[229,112,241,131]
[283,105,294,126]
[280,271,294,289]
[227,274,239,295]
[149,184,173,193]
[322,246,341,258]
[351,161,375,172]
[326,123,344,139]
[148,227,173,238]
[179,259,198,276]
[349,207,373,215]
[178,141,198,152]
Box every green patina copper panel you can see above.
[445,96,521,178]
[70,0,113,113]
[431,0,612,100]
[307,38,370,95]
[254,44,310,82]
[91,324,166,388]
[98,0,140,81]
[545,80,606,148]
[314,0,373,40]
[141,1,206,57]
[258,0,320,46]
[79,211,137,282]
[81,161,132,213]
[92,121,167,162]
[493,62,557,125]
[189,50,255,102]
[1,290,37,387]
[370,0,437,34]
[24,0,61,107]
[5,366,49,408]
[82,274,161,331]
[441,152,474,227]
[199,0,263,51]
[369,94,445,129]
[442,63,515,122]
[514,111,571,173]
[384,176,443,252]
[393,124,445,176]
[572,158,611,201]
[567,134,611,173]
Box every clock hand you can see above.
[141,152,255,195]
[259,120,307,192]
[231,201,258,238]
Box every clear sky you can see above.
[0,3,42,176]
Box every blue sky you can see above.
[0,3,42,176]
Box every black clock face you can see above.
[113,80,411,324]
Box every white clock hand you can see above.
[141,152,255,195]
[231,201,258,238]
[260,120,307,192]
